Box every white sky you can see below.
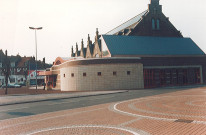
[0,0,206,64]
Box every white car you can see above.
[2,84,21,88]
[13,83,22,88]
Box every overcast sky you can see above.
[0,0,206,64]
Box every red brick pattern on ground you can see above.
[1,87,206,134]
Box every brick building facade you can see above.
[41,0,205,91]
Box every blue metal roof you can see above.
[106,10,148,35]
[102,35,205,56]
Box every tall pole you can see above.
[35,29,37,90]
[29,60,30,86]
[5,50,8,94]
[29,27,42,90]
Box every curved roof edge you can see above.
[53,57,84,65]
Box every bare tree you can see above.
[3,50,10,94]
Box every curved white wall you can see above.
[60,63,143,91]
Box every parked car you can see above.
[14,83,22,88]
[2,84,14,88]
[18,82,26,86]
[2,84,21,88]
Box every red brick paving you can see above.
[1,87,206,134]
[0,87,64,95]
[0,87,111,96]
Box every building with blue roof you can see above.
[44,0,206,91]
[101,35,205,57]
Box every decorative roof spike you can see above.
[88,34,90,41]
[76,43,78,52]
[95,28,99,41]
[71,46,74,54]
[81,39,84,49]
[96,28,99,36]
[87,34,91,46]
[5,50,7,56]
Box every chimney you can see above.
[33,56,35,61]
[43,57,46,69]
[43,57,45,64]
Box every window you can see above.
[157,19,160,30]
[71,73,74,77]
[10,78,15,83]
[11,62,15,68]
[152,19,160,30]
[113,71,117,76]
[83,73,86,77]
[0,62,2,68]
[127,71,131,75]
[152,19,155,30]
[97,72,101,76]
[95,54,99,58]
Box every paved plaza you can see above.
[0,90,126,106]
[0,87,206,134]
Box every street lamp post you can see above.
[29,27,43,90]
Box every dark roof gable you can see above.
[106,0,182,38]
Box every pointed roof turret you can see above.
[5,50,7,56]
[96,28,99,37]
[81,39,84,49]
[95,28,99,41]
[75,43,81,57]
[87,34,91,46]
[71,46,74,57]
[76,43,78,53]
[71,46,74,54]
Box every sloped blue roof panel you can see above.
[102,35,205,55]
[106,10,148,35]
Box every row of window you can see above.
[63,71,131,78]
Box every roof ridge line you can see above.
[106,10,148,34]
